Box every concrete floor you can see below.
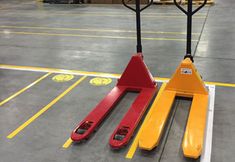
[0,0,235,162]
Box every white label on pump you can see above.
[181,68,192,75]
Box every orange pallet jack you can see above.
[71,0,157,149]
[138,0,208,159]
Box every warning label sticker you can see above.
[181,68,192,75]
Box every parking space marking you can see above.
[0,64,235,88]
[89,77,112,86]
[200,85,215,162]
[126,84,216,160]
[0,72,51,107]
[0,25,200,35]
[52,74,74,83]
[62,83,167,150]
[7,76,87,139]
[0,31,197,42]
[125,83,166,159]
[62,138,73,149]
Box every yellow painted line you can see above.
[46,13,206,19]
[29,12,207,16]
[1,12,206,19]
[205,81,235,88]
[0,9,207,16]
[126,83,167,159]
[7,76,87,139]
[0,25,200,35]
[0,31,197,42]
[153,78,235,88]
[0,72,51,107]
[154,77,169,82]
[0,64,121,78]
[62,138,73,149]
[0,64,235,88]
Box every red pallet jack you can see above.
[71,0,157,149]
[138,0,209,159]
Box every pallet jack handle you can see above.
[122,0,153,53]
[174,0,207,62]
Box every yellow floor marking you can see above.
[7,76,87,139]
[1,12,205,19]
[126,83,167,159]
[52,74,74,83]
[0,31,196,42]
[2,11,206,16]
[205,81,235,88]
[0,25,200,35]
[0,64,235,88]
[0,64,121,78]
[90,77,112,86]
[64,11,206,16]
[0,72,51,107]
[43,13,206,19]
[55,12,206,16]
[62,138,73,149]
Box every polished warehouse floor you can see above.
[0,0,235,162]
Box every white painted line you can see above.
[200,85,215,162]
